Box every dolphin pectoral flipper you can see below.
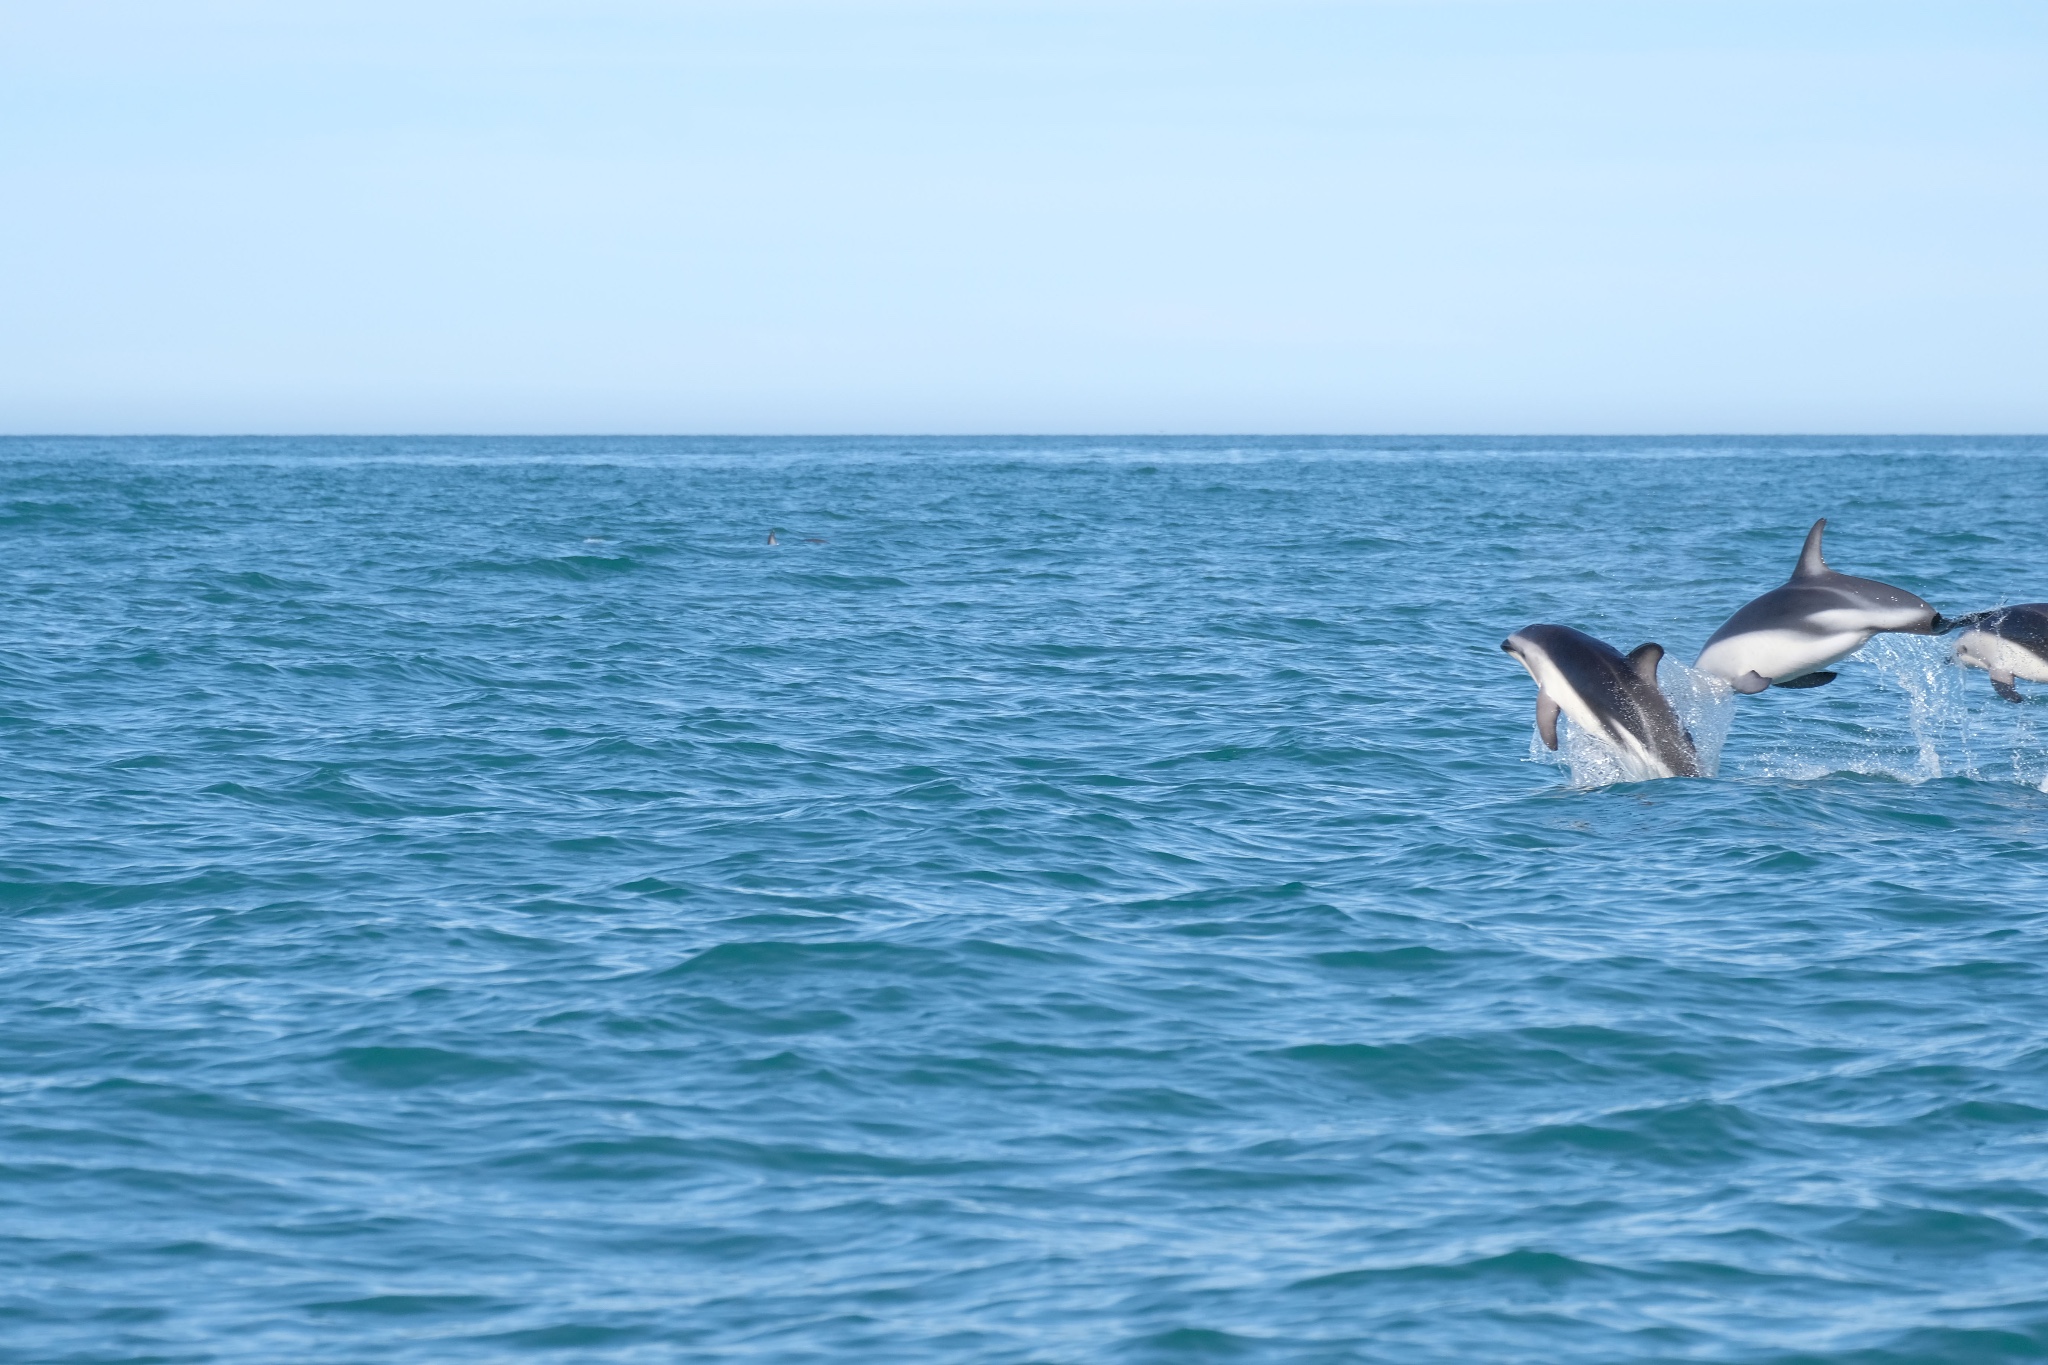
[1625,643,1664,683]
[1536,692,1560,750]
[1992,670,2024,704]
[1794,519,1829,579]
[1773,672,1837,689]
[1733,671,1772,695]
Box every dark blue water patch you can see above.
[0,436,2046,1363]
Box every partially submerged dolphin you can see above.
[1695,519,1945,694]
[1954,605,2048,702]
[1502,624,1702,779]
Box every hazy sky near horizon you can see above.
[2,1,2042,434]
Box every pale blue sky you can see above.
[2,1,2041,433]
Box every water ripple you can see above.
[0,436,2046,1362]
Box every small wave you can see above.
[778,572,909,591]
[1293,1248,1616,1293]
[0,498,87,527]
[191,569,320,598]
[329,1045,526,1090]
[444,554,639,581]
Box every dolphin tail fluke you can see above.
[1733,671,1772,694]
[1625,642,1664,684]
[1536,693,1560,750]
[1793,518,1829,579]
[1992,671,2024,704]
[1774,671,1837,689]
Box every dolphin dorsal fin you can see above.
[1626,642,1663,683]
[1793,518,1829,579]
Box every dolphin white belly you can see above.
[1956,630,2048,684]
[1950,605,2048,701]
[1694,627,1870,686]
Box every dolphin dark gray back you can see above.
[1981,605,2048,655]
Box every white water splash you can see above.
[1535,714,1638,789]
[1862,634,1973,780]
[2000,683,2048,792]
[1662,661,1736,778]
[1737,634,2048,788]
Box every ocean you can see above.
[3,435,2046,1363]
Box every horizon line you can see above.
[4,432,2046,442]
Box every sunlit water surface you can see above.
[3,436,2047,1364]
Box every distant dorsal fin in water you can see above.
[1793,519,1829,579]
[1625,642,1663,684]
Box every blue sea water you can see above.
[3,435,2048,1364]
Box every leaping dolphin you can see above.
[1954,605,2048,702]
[1502,624,1702,780]
[1694,519,1946,694]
